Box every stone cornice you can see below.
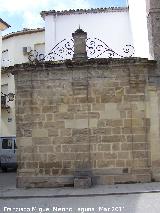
[2,58,156,75]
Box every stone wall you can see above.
[146,0,160,181]
[146,0,160,60]
[11,57,157,187]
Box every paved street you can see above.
[0,172,160,213]
[0,170,16,189]
[0,192,160,213]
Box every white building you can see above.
[2,28,45,67]
[1,28,45,138]
[0,18,10,138]
[0,18,10,82]
[128,0,150,58]
[41,7,135,60]
[0,18,10,67]
[41,2,150,60]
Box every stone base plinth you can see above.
[16,173,151,188]
[16,176,74,188]
[74,176,92,188]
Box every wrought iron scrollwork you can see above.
[45,39,74,61]
[123,45,135,56]
[28,39,74,62]
[86,38,135,58]
[28,37,135,62]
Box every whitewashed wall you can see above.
[0,30,2,136]
[2,31,45,66]
[0,31,2,68]
[128,0,150,58]
[1,73,16,137]
[45,11,134,60]
[1,30,44,137]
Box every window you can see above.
[2,138,12,149]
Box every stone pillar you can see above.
[146,0,160,60]
[146,0,160,181]
[148,87,160,181]
[72,28,87,61]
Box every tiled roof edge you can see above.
[2,28,45,40]
[0,18,11,28]
[41,7,128,18]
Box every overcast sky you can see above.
[0,0,127,35]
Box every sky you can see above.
[0,0,128,35]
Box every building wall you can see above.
[45,10,133,59]
[145,0,160,181]
[1,30,45,138]
[1,72,16,137]
[147,85,160,181]
[11,58,157,188]
[2,31,45,66]
[128,0,150,58]
[0,30,2,133]
[0,30,2,67]
[146,0,160,60]
[0,20,10,139]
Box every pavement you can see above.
[1,172,160,213]
[1,171,160,199]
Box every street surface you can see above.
[0,193,160,213]
[0,172,160,213]
[0,169,16,189]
